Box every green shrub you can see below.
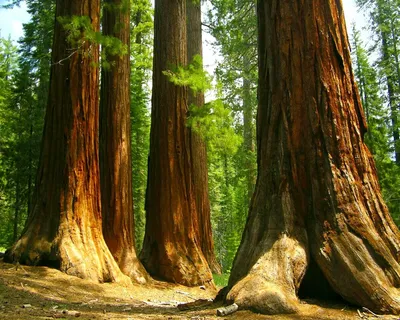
[213,273,230,288]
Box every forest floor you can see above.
[0,258,399,320]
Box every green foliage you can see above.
[0,0,53,247]
[161,42,245,270]
[378,158,400,225]
[57,15,128,68]
[351,25,390,156]
[163,54,242,157]
[353,0,400,224]
[130,0,153,250]
[0,36,23,247]
[208,151,245,272]
[103,0,130,14]
[213,273,230,288]
[161,40,245,270]
[188,98,242,156]
[206,0,257,113]
[205,0,257,272]
[163,55,212,94]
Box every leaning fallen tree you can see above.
[225,0,400,315]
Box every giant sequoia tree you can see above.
[140,0,213,286]
[225,0,400,315]
[4,0,125,282]
[186,0,221,275]
[100,0,148,283]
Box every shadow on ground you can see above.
[0,259,398,320]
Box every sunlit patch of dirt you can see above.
[0,259,398,320]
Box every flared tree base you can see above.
[227,234,307,314]
[228,276,300,314]
[141,241,214,287]
[5,227,129,284]
[111,248,149,284]
[225,230,400,315]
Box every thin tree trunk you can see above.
[4,0,125,283]
[352,30,374,150]
[389,18,400,164]
[377,4,400,165]
[131,5,146,252]
[242,56,255,202]
[13,180,20,242]
[226,0,400,315]
[187,0,221,275]
[27,123,33,218]
[100,0,149,284]
[135,9,142,45]
[140,0,213,286]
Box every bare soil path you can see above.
[0,259,398,320]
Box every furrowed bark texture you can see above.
[186,0,221,275]
[227,0,400,315]
[140,0,213,286]
[4,0,125,283]
[100,0,149,284]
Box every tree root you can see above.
[227,275,300,314]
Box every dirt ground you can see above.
[0,258,399,320]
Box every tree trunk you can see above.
[242,56,256,203]
[100,0,149,284]
[389,19,400,165]
[186,0,221,275]
[352,29,373,146]
[226,0,400,315]
[140,0,213,286]
[384,44,400,165]
[14,107,23,242]
[4,0,126,283]
[13,180,20,242]
[27,123,33,218]
[377,3,400,165]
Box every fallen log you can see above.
[176,290,197,301]
[216,303,238,316]
[177,299,213,311]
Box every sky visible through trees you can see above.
[0,1,372,113]
[0,0,367,71]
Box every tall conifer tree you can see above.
[100,0,148,283]
[140,0,213,286]
[226,0,400,314]
[186,0,221,275]
[4,0,125,282]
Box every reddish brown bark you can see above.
[4,0,125,283]
[140,0,213,286]
[100,0,149,284]
[186,0,221,275]
[226,0,400,315]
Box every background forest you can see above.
[0,0,400,278]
